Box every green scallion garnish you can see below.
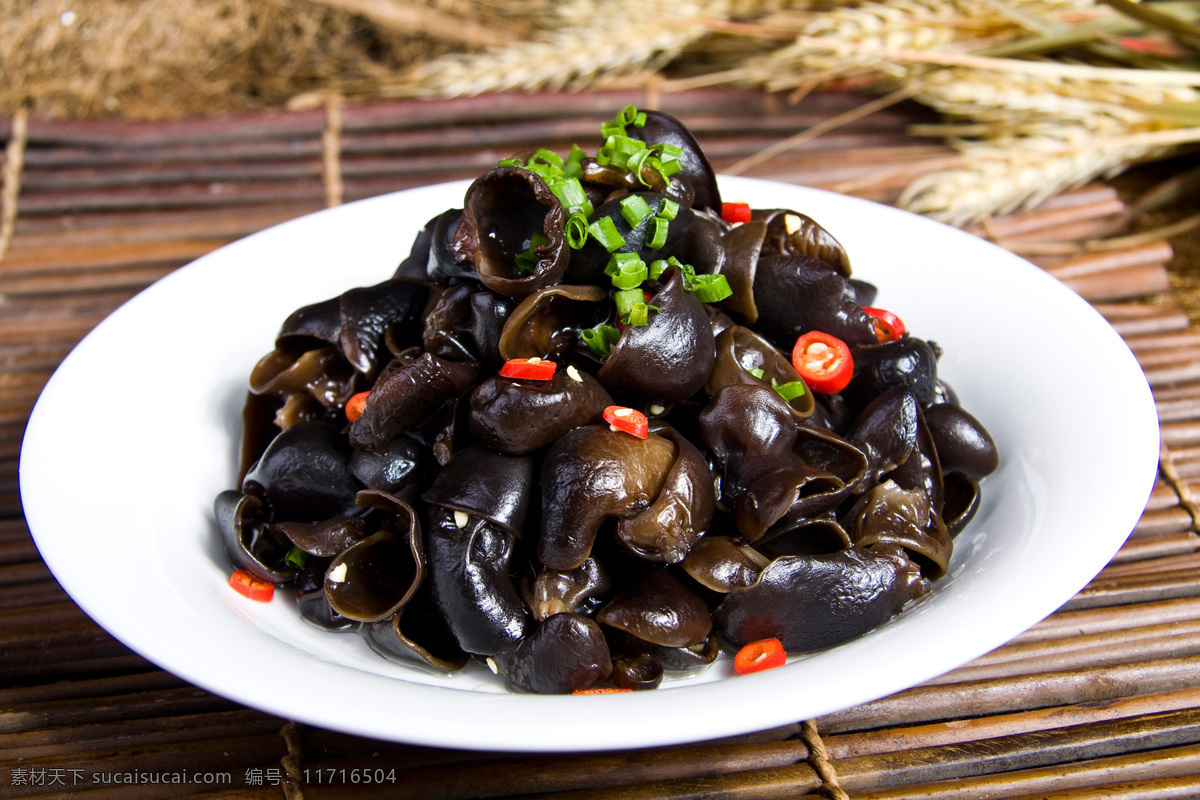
[581,324,621,358]
[658,198,679,221]
[771,378,808,403]
[652,143,684,177]
[647,215,670,250]
[523,160,557,181]
[685,273,733,303]
[284,546,309,570]
[600,120,626,140]
[620,194,654,228]
[514,232,550,274]
[647,255,683,280]
[624,302,658,327]
[564,144,587,179]
[747,367,765,380]
[598,134,646,171]
[545,175,592,217]
[614,287,645,318]
[588,217,626,252]
[606,253,648,290]
[565,212,589,250]
[529,148,564,168]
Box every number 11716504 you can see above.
[302,768,397,785]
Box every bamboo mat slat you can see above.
[2,88,1199,799]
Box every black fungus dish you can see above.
[216,106,999,694]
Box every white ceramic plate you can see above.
[21,176,1159,752]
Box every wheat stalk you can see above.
[706,0,1200,222]
[402,0,725,96]
[897,126,1200,224]
[915,67,1200,129]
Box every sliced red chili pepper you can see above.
[863,307,906,343]
[721,201,752,225]
[345,391,370,423]
[499,357,557,381]
[229,569,275,603]
[734,638,786,675]
[791,331,854,394]
[571,687,634,695]
[603,405,649,439]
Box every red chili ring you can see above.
[229,569,275,603]
[721,201,752,225]
[734,638,786,675]
[602,405,649,439]
[863,307,906,343]
[791,331,854,394]
[499,357,557,381]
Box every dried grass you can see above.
[2,0,491,119]
[5,0,1200,224]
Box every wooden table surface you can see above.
[2,88,1199,799]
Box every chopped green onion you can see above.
[625,147,654,183]
[648,255,684,280]
[652,143,684,177]
[581,324,621,358]
[614,287,645,318]
[608,256,648,290]
[529,148,564,168]
[284,546,309,570]
[647,215,670,250]
[633,111,647,127]
[746,367,765,380]
[523,160,557,181]
[600,120,626,140]
[551,176,592,216]
[617,105,640,127]
[587,217,625,252]
[565,212,588,249]
[598,134,646,170]
[658,198,679,221]
[771,378,808,403]
[625,143,687,187]
[620,194,654,228]
[497,156,522,168]
[514,232,550,274]
[605,251,642,273]
[677,261,732,302]
[685,273,733,303]
[625,303,658,327]
[564,144,587,179]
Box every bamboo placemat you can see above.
[2,89,1198,799]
